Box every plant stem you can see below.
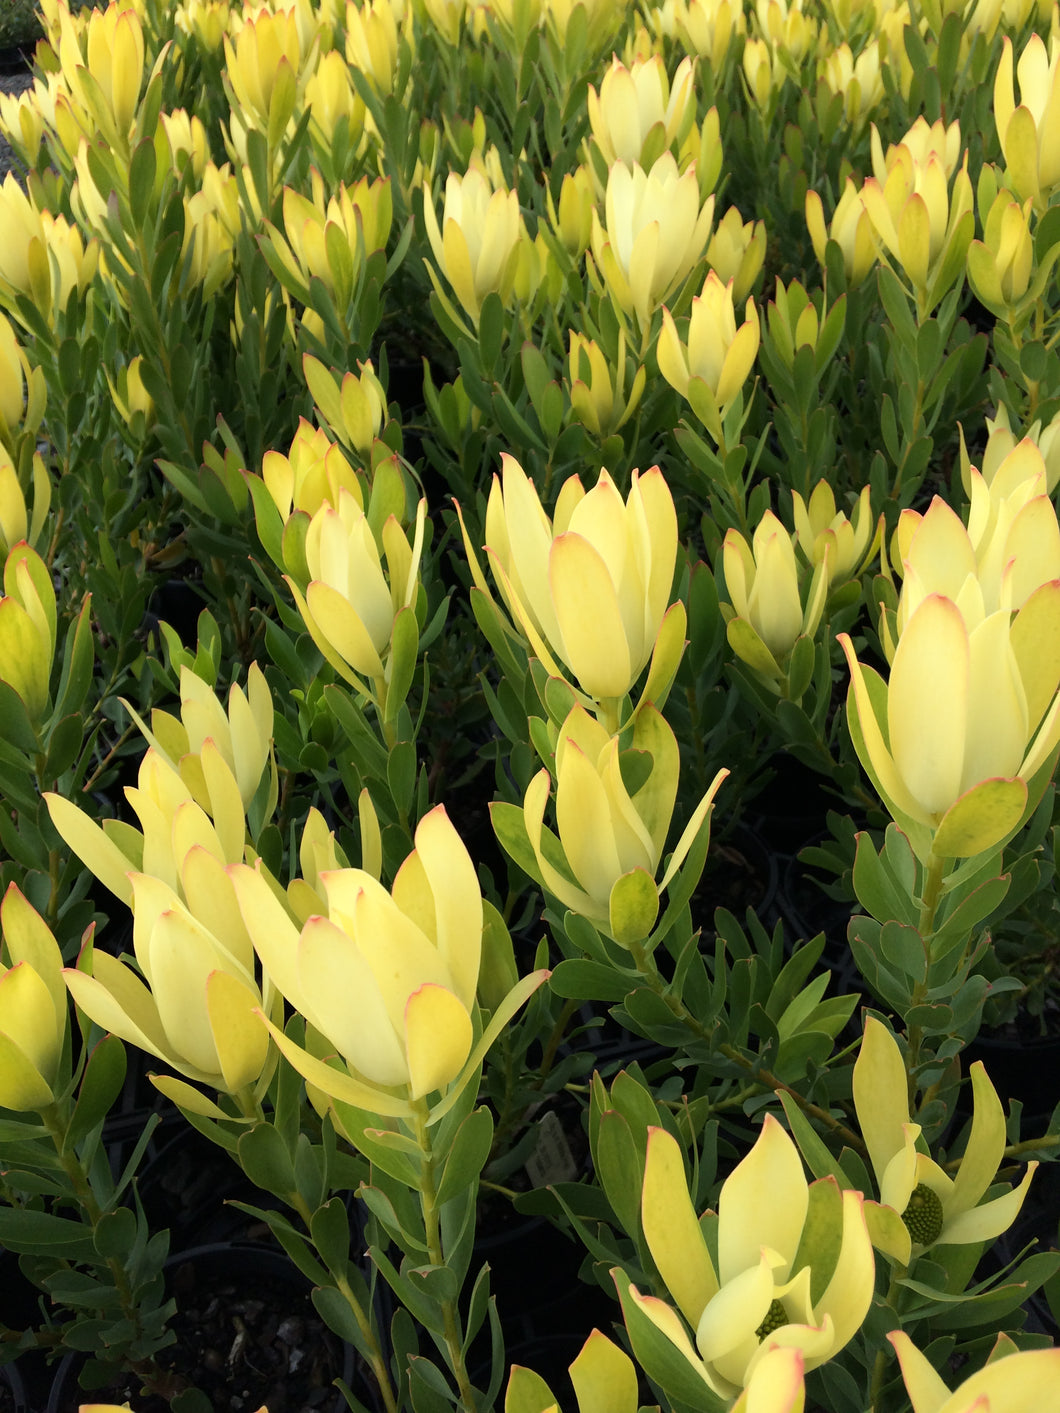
[868,1262,906,1412]
[285,1191,399,1413]
[412,1097,477,1413]
[626,941,867,1155]
[906,850,948,1087]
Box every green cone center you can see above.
[755,1298,788,1340]
[901,1182,944,1245]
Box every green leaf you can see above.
[384,607,419,724]
[128,136,158,232]
[238,1122,297,1199]
[478,292,506,375]
[310,1196,352,1273]
[93,1207,137,1259]
[0,678,39,754]
[245,470,287,571]
[778,1092,852,1187]
[43,712,84,782]
[594,1110,643,1241]
[790,1177,843,1305]
[52,595,95,722]
[549,957,634,1002]
[312,1283,378,1361]
[609,867,659,946]
[387,739,417,815]
[933,779,1027,859]
[330,1102,419,1186]
[408,1355,457,1413]
[0,1207,97,1253]
[879,920,928,985]
[434,1107,493,1208]
[369,1243,444,1333]
[294,1133,327,1212]
[65,1034,126,1155]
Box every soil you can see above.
[49,1248,354,1413]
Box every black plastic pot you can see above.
[962,1029,1060,1128]
[0,1360,28,1413]
[45,1244,360,1413]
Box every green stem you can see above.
[868,1262,907,1412]
[906,850,948,1086]
[282,1191,399,1413]
[412,1097,477,1413]
[39,1101,157,1368]
[626,941,867,1155]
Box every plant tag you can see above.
[525,1109,577,1187]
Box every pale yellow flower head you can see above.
[792,482,881,587]
[511,703,727,942]
[820,41,884,131]
[589,151,715,329]
[586,53,696,168]
[658,270,760,428]
[261,418,362,523]
[631,1117,874,1399]
[668,0,746,73]
[854,1017,1037,1262]
[860,118,973,309]
[422,160,525,325]
[994,31,1060,209]
[706,205,766,303]
[0,542,55,725]
[0,885,68,1113]
[175,0,232,51]
[160,109,210,180]
[754,0,818,65]
[229,805,490,1103]
[56,0,145,146]
[721,508,828,683]
[477,455,681,705]
[290,487,427,691]
[223,4,313,134]
[890,1331,1060,1413]
[64,862,276,1100]
[840,456,1060,860]
[0,175,99,324]
[805,178,876,286]
[305,47,366,148]
[345,0,401,93]
[567,329,646,441]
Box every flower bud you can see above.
[994,32,1060,210]
[706,205,766,303]
[657,270,759,435]
[967,190,1034,311]
[547,165,594,258]
[805,178,876,286]
[792,482,881,588]
[504,703,727,943]
[567,328,646,440]
[589,152,714,330]
[721,509,828,682]
[0,884,67,1113]
[586,53,695,168]
[473,455,681,707]
[0,541,55,724]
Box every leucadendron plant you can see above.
[3,0,1060,1411]
[0,884,176,1391]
